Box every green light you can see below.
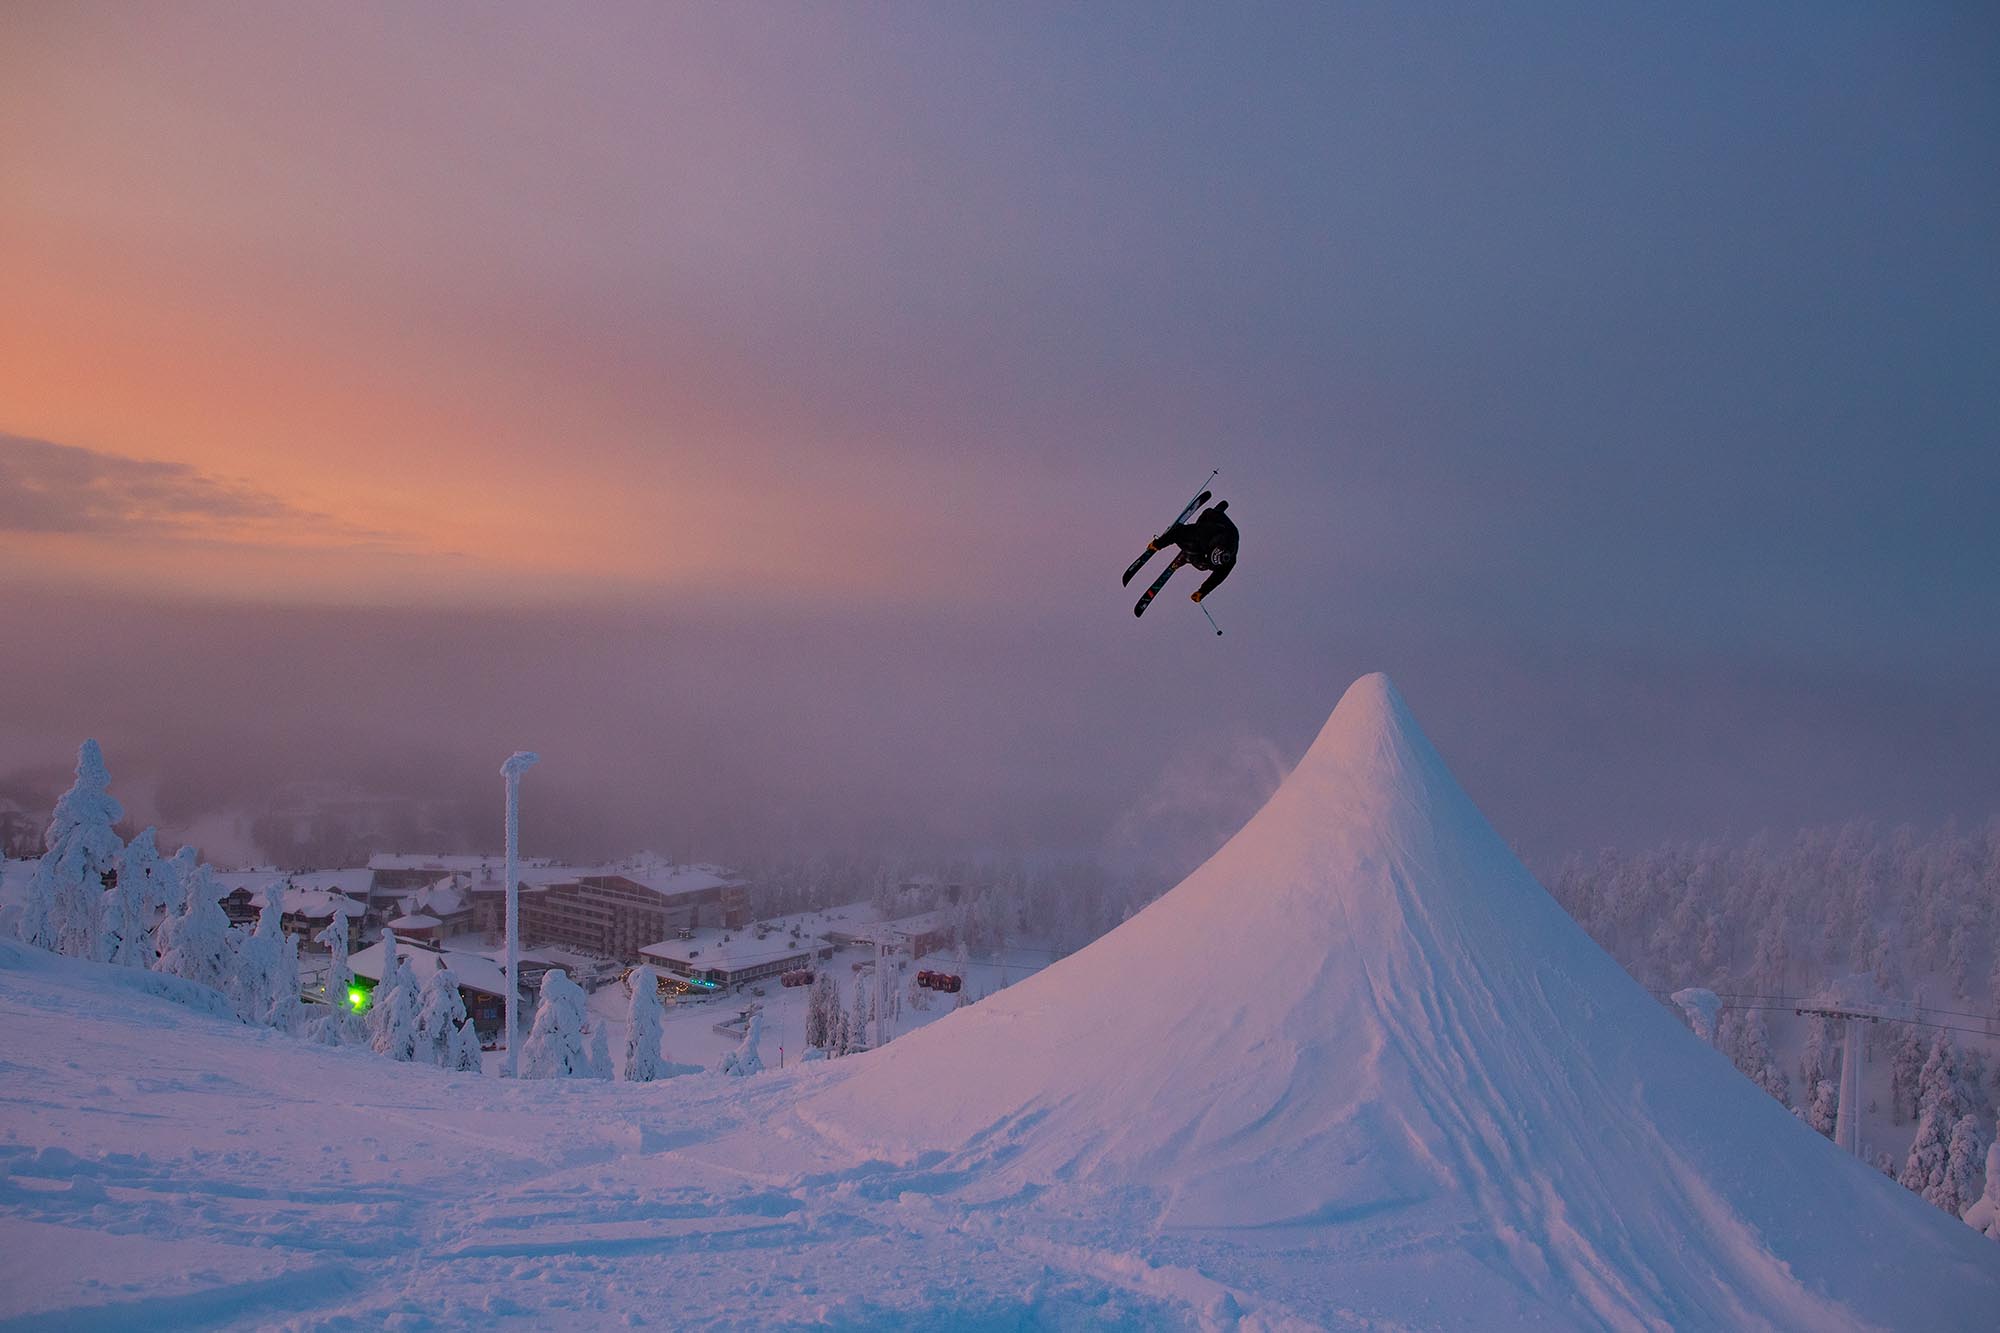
[348,987,368,1012]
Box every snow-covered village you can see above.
[5,6,1999,1330]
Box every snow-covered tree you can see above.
[1962,1139,2000,1240]
[1902,1036,1969,1202]
[1800,1015,1840,1092]
[369,972,421,1062]
[623,966,669,1081]
[1670,988,1720,1045]
[233,887,296,1026]
[1942,1115,1989,1218]
[104,827,165,967]
[716,1007,764,1076]
[1890,1025,1929,1124]
[366,933,421,1061]
[414,967,469,1067]
[26,739,125,959]
[1724,1011,1789,1107]
[1807,1079,1839,1139]
[804,971,841,1050]
[447,1019,483,1073]
[267,922,302,1031]
[952,937,972,1009]
[156,862,237,993]
[315,912,355,1039]
[521,968,591,1078]
[847,974,873,1054]
[587,1021,613,1079]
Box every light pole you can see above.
[501,751,540,1078]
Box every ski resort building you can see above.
[637,927,829,990]
[362,853,753,961]
[347,938,517,1039]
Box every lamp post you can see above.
[501,751,540,1078]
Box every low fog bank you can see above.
[3,587,1996,886]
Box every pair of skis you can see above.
[1124,471,1222,634]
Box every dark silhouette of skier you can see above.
[1149,500,1238,602]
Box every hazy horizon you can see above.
[4,5,1995,875]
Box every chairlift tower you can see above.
[501,751,539,1079]
[1794,1002,1875,1159]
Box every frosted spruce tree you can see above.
[1726,1011,1790,1107]
[1807,1079,1839,1139]
[521,969,591,1078]
[233,887,295,1026]
[1962,1140,2000,1240]
[804,970,841,1050]
[312,913,356,1043]
[25,739,125,958]
[717,1007,764,1076]
[365,932,423,1061]
[1903,1034,1968,1201]
[369,971,422,1062]
[414,967,468,1067]
[104,827,164,968]
[1943,1115,1990,1218]
[623,966,669,1081]
[847,975,873,1054]
[446,1018,483,1073]
[156,861,237,992]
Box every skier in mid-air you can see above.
[1147,499,1238,603]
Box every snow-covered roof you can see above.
[388,913,442,929]
[640,927,816,975]
[409,876,469,916]
[349,940,512,997]
[210,871,370,918]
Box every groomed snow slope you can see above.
[790,673,2000,1328]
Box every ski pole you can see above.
[1200,603,1223,636]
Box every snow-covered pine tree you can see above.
[447,1019,483,1073]
[156,861,237,993]
[362,931,422,1060]
[1808,1079,1839,1139]
[364,930,402,1044]
[805,970,841,1049]
[267,918,302,1031]
[587,1021,612,1079]
[623,965,668,1082]
[160,845,195,917]
[27,739,126,959]
[1902,1035,1968,1199]
[847,973,873,1053]
[717,1007,764,1076]
[1943,1115,1989,1217]
[103,827,162,968]
[315,913,355,1037]
[1962,1139,2000,1240]
[1801,1015,1839,1093]
[414,966,468,1067]
[232,887,290,1024]
[952,936,971,1010]
[521,969,591,1078]
[1891,1025,1929,1124]
[1726,1011,1790,1107]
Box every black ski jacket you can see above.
[1160,503,1239,597]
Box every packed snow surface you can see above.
[3,674,1996,1328]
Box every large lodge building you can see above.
[367,853,752,962]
